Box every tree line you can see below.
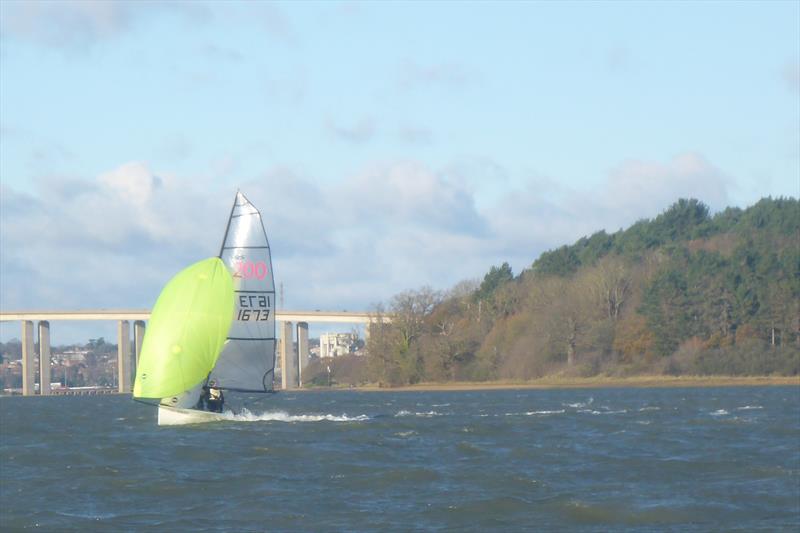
[366,197,799,385]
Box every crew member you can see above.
[206,381,224,413]
[196,387,210,410]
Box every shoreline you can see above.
[2,376,796,398]
[304,375,799,392]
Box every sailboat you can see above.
[133,192,277,426]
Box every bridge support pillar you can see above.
[280,321,297,389]
[38,321,51,396]
[297,322,309,387]
[117,320,131,393]
[21,321,35,396]
[133,320,145,379]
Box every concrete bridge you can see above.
[0,309,390,396]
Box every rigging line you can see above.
[235,290,275,294]
[214,335,275,383]
[238,191,261,215]
[218,193,239,258]
[231,213,259,218]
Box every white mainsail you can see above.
[209,191,277,392]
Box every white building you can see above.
[319,333,358,358]
[55,349,88,364]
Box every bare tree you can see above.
[366,287,442,385]
[588,256,631,321]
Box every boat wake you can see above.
[226,408,370,423]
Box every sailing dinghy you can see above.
[133,192,277,425]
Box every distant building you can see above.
[55,349,88,364]
[319,333,358,358]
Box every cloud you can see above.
[782,61,800,93]
[488,152,734,263]
[200,43,243,63]
[342,161,487,236]
[1,152,739,342]
[599,152,731,219]
[99,161,163,206]
[397,125,433,145]
[155,135,194,163]
[0,163,225,311]
[264,72,307,106]
[326,117,377,143]
[246,3,295,43]
[0,159,491,323]
[0,0,208,49]
[398,60,475,90]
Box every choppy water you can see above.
[1,387,798,532]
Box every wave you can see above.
[710,409,729,416]
[503,410,566,416]
[395,410,442,417]
[564,397,594,408]
[736,405,763,411]
[577,409,628,415]
[229,409,369,423]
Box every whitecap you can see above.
[736,405,763,411]
[230,409,369,423]
[565,397,594,408]
[638,406,660,412]
[56,511,118,520]
[523,409,565,416]
[395,410,441,417]
[578,409,627,415]
[710,409,729,416]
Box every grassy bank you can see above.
[305,375,799,392]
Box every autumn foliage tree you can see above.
[366,197,799,386]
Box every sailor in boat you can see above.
[206,380,225,413]
[196,386,210,410]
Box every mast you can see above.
[218,189,240,258]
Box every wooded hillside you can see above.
[365,197,799,385]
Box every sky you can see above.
[1,0,798,344]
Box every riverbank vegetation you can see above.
[363,197,799,387]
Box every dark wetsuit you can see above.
[196,388,211,410]
[206,388,224,413]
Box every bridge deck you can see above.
[0,309,388,323]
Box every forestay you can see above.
[209,192,277,392]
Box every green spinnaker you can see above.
[133,257,234,399]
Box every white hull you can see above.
[157,404,228,426]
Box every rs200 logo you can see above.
[234,260,268,280]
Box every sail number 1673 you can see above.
[237,295,271,321]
